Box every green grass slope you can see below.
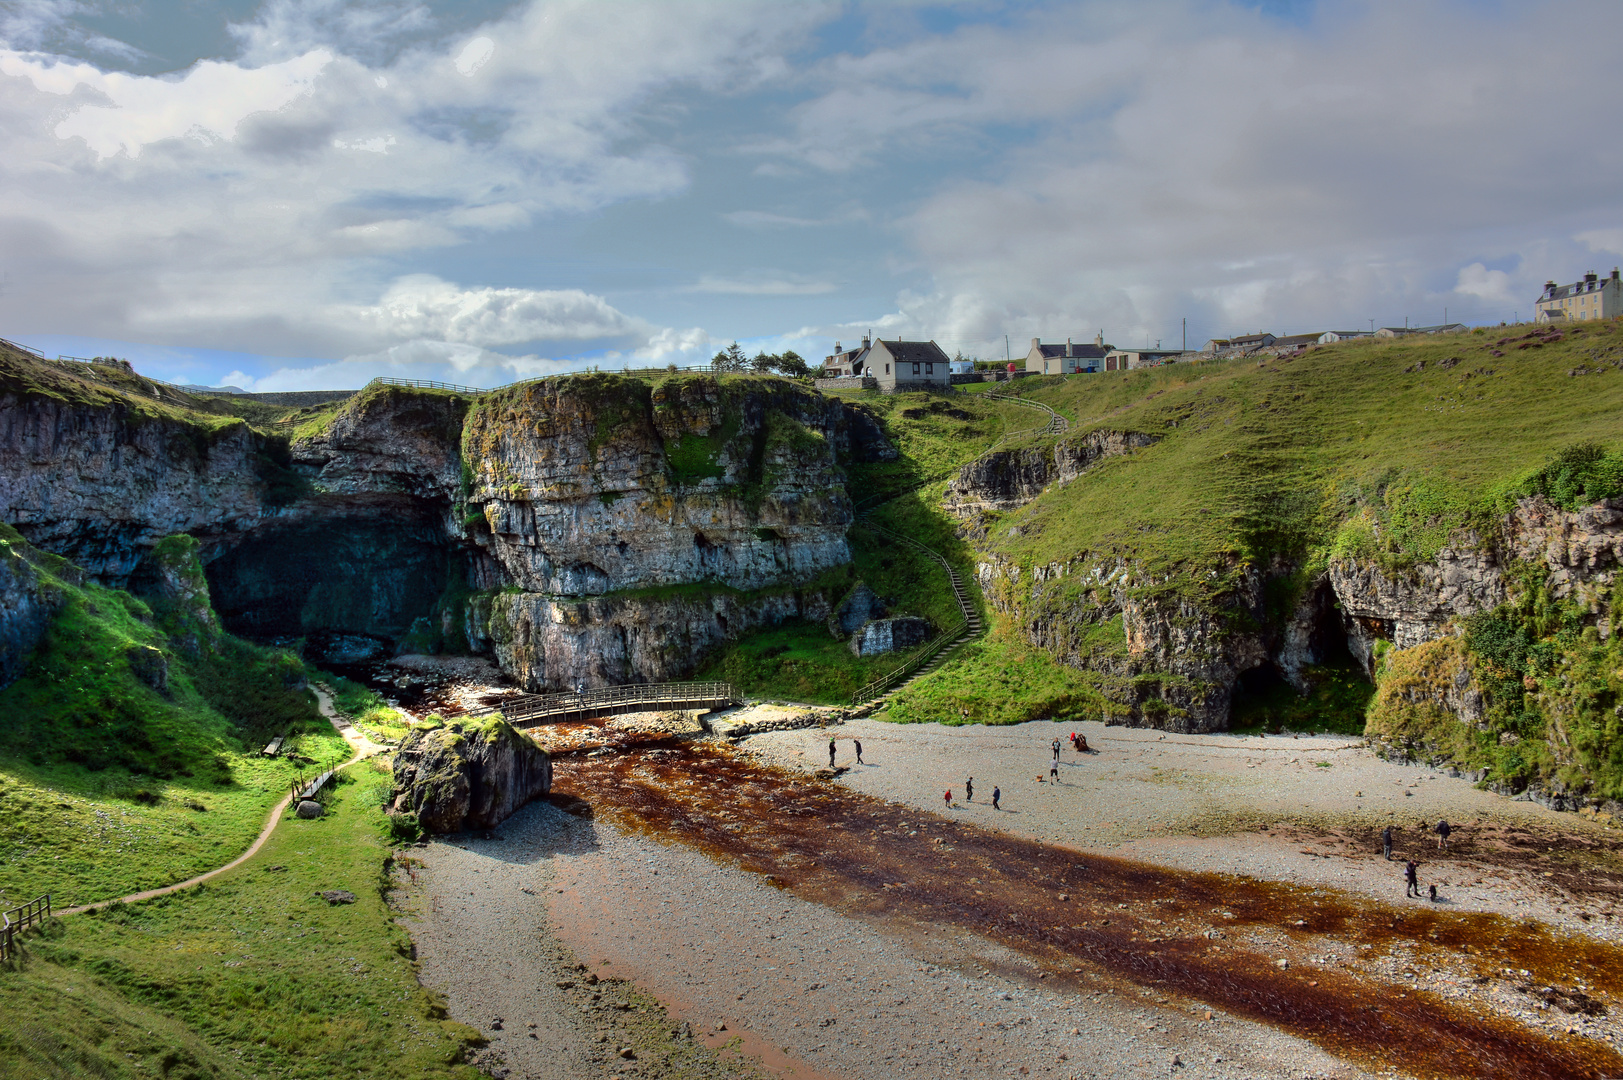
[992,323,1623,586]
[0,527,348,909]
[909,320,1623,795]
[0,764,479,1080]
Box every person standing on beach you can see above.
[1405,860,1421,898]
[992,786,1001,811]
[1382,825,1394,861]
[828,738,837,767]
[945,789,953,809]
[1435,819,1451,852]
[1049,758,1059,782]
[1051,737,1062,761]
[965,777,974,802]
[854,739,864,765]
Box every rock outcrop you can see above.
[849,616,930,656]
[391,715,553,833]
[464,374,882,595]
[0,354,268,584]
[483,587,831,692]
[944,430,1158,516]
[1328,540,1506,673]
[0,526,76,690]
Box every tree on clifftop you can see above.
[712,342,747,372]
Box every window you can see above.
[912,362,920,375]
[925,362,933,375]
[885,364,890,374]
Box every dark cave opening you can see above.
[204,514,454,656]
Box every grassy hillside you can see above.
[0,764,479,1080]
[989,324,1623,586]
[0,527,348,909]
[882,320,1623,798]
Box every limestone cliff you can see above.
[976,493,1623,735]
[391,715,552,833]
[463,373,880,595]
[944,430,1157,517]
[0,525,78,689]
[0,347,895,691]
[0,352,268,584]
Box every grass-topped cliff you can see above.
[876,320,1623,803]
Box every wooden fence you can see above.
[467,681,739,726]
[1,894,52,962]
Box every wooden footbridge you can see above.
[467,680,740,727]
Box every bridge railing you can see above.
[469,680,739,724]
[1,893,52,963]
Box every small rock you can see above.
[619,1047,636,1059]
[1058,893,1069,901]
[1275,958,1289,970]
[1203,1010,1213,1021]
[714,1020,727,1031]
[1171,1054,1183,1068]
[491,1019,503,1031]
[296,800,324,819]
[318,889,357,905]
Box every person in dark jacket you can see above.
[1382,825,1394,860]
[965,777,974,802]
[828,738,837,767]
[992,786,1001,810]
[1405,860,1421,898]
[854,739,864,765]
[1435,819,1452,852]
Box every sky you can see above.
[1,0,1621,391]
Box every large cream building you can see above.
[1536,269,1621,323]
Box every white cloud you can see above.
[1455,263,1516,307]
[0,1,816,358]
[1577,229,1623,257]
[686,275,836,296]
[348,275,645,347]
[454,36,494,77]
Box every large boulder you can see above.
[391,715,553,833]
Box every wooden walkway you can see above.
[467,681,740,727]
[1,894,51,962]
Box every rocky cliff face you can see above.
[464,374,881,595]
[0,350,894,690]
[0,356,268,584]
[0,526,77,689]
[977,493,1623,735]
[480,587,831,692]
[391,715,552,833]
[977,553,1268,732]
[944,430,1157,517]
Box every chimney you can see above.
[1031,337,1040,351]
[1614,267,1620,282]
[1094,331,1103,348]
[1065,337,1073,357]
[1586,271,1599,285]
[834,341,841,354]
[863,331,871,347]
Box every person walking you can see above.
[854,739,864,765]
[1435,819,1451,852]
[965,777,974,802]
[828,738,837,768]
[1382,825,1394,861]
[944,789,953,810]
[992,786,1001,811]
[1051,737,1062,761]
[1405,860,1421,898]
[1049,758,1060,782]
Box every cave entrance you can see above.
[204,515,454,660]
[1229,663,1295,733]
